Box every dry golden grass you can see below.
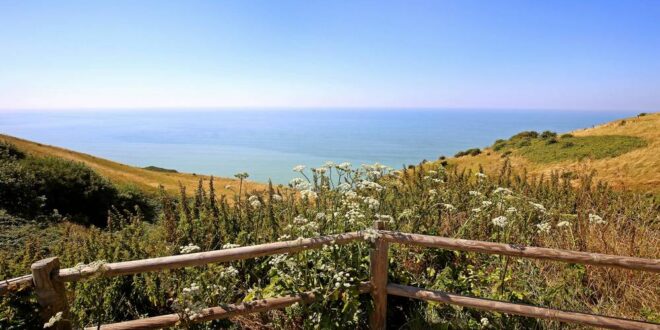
[0,134,267,196]
[445,112,660,194]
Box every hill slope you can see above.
[445,112,660,194]
[0,134,266,195]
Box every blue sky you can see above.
[1,0,659,111]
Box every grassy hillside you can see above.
[444,112,660,194]
[0,134,266,196]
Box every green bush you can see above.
[454,148,481,157]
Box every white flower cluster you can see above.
[491,216,508,228]
[363,196,380,210]
[248,195,261,208]
[292,165,306,172]
[363,227,381,243]
[493,187,513,195]
[589,214,607,224]
[357,180,384,192]
[468,190,482,196]
[180,244,201,254]
[536,222,551,234]
[289,178,311,190]
[337,182,352,192]
[476,172,488,180]
[557,221,571,228]
[375,214,394,224]
[222,243,241,249]
[529,202,546,213]
[441,203,456,212]
[332,271,355,289]
[482,201,493,207]
[43,311,63,328]
[271,194,283,202]
[336,162,352,171]
[300,189,318,200]
[398,208,414,220]
[219,266,239,278]
[506,207,517,214]
[182,282,200,294]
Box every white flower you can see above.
[491,216,508,228]
[293,215,308,224]
[468,190,482,196]
[363,197,380,210]
[44,312,63,328]
[289,178,311,190]
[271,194,283,202]
[248,195,261,208]
[292,165,306,172]
[557,221,571,228]
[323,161,336,168]
[375,214,394,223]
[482,201,493,207]
[344,190,358,199]
[336,162,352,171]
[476,172,488,179]
[506,207,517,214]
[480,317,490,327]
[529,202,546,213]
[179,244,201,254]
[313,167,327,175]
[472,208,481,213]
[300,189,318,199]
[358,180,384,192]
[337,182,352,191]
[398,209,414,220]
[442,203,456,212]
[589,214,606,224]
[315,212,326,220]
[428,189,437,196]
[493,187,513,195]
[363,227,381,243]
[222,243,241,249]
[536,222,551,234]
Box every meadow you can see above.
[1,138,658,328]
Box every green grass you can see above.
[502,135,647,163]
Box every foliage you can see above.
[454,148,482,157]
[143,166,178,173]
[1,159,659,328]
[491,132,647,164]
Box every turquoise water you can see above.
[0,109,638,183]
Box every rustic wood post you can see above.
[369,220,389,329]
[31,257,71,330]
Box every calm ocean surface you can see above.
[0,109,638,183]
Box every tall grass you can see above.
[1,160,658,329]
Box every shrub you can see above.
[510,131,539,140]
[560,133,574,138]
[454,148,481,157]
[517,138,532,147]
[540,131,557,139]
[546,137,558,145]
[638,112,647,117]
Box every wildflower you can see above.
[222,243,241,249]
[315,212,326,221]
[482,201,493,207]
[589,214,607,224]
[300,189,317,199]
[363,227,380,243]
[480,317,489,327]
[337,182,352,191]
[323,161,336,168]
[180,244,201,254]
[529,202,546,213]
[292,165,306,172]
[182,282,200,293]
[493,187,513,195]
[271,194,283,202]
[358,180,384,192]
[248,195,261,208]
[44,311,63,328]
[293,215,308,224]
[336,162,352,171]
[398,209,414,220]
[557,221,571,228]
[375,214,394,223]
[234,172,249,179]
[536,222,551,234]
[344,190,358,199]
[363,197,380,210]
[433,178,444,183]
[472,208,481,213]
[442,203,456,212]
[289,178,311,190]
[506,207,517,214]
[313,167,327,175]
[429,189,437,196]
[476,172,487,180]
[491,216,508,228]
[469,190,482,196]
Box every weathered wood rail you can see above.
[1,221,659,329]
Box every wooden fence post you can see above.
[31,257,71,330]
[370,220,389,329]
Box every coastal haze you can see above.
[0,109,638,183]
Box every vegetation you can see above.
[144,165,179,173]
[492,133,647,164]
[454,148,481,158]
[1,158,658,328]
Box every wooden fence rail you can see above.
[1,221,659,329]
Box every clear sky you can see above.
[1,0,659,111]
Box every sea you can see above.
[0,109,639,183]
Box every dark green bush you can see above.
[560,133,574,138]
[540,131,557,139]
[454,148,481,157]
[510,131,539,140]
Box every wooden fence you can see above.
[1,221,659,329]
